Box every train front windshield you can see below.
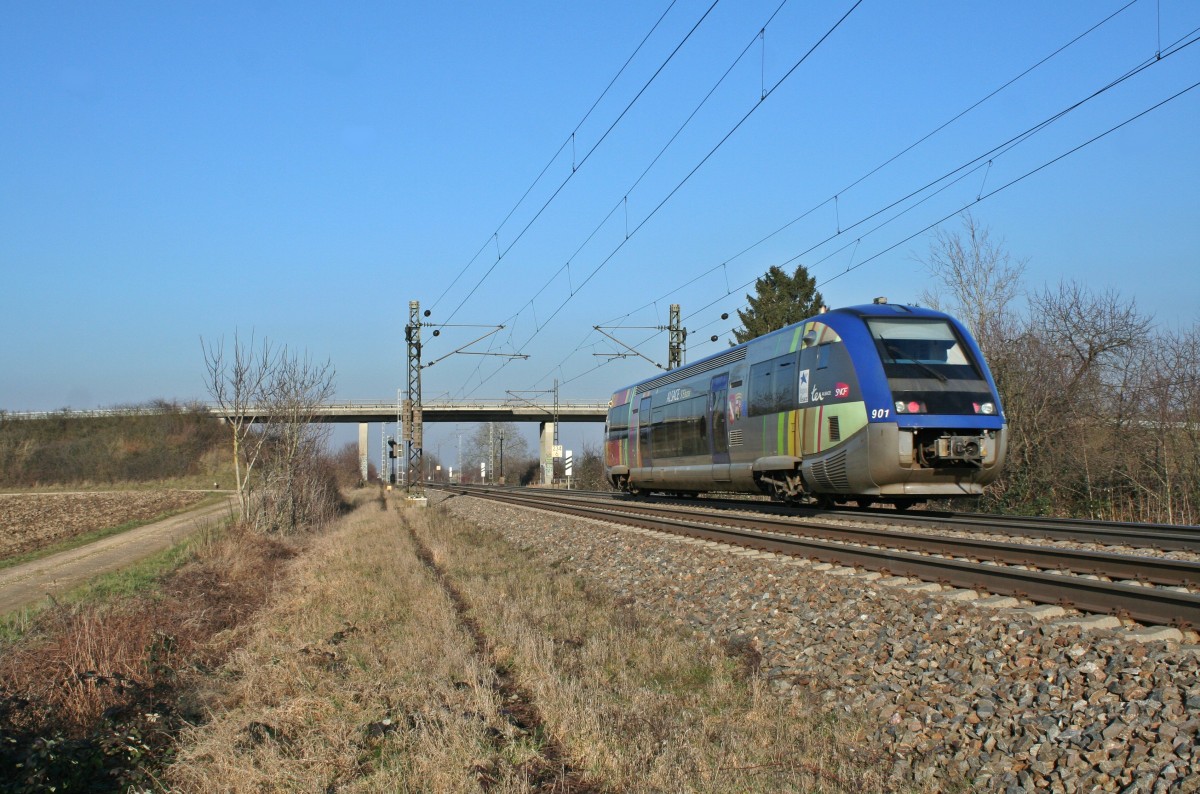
[866,318,997,416]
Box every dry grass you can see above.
[411,507,894,794]
[165,491,545,792]
[166,496,897,792]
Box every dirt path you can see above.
[0,497,238,614]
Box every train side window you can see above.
[638,396,652,462]
[606,404,629,442]
[667,403,682,458]
[817,343,831,369]
[649,394,709,457]
[772,358,795,412]
[682,395,707,456]
[651,406,667,457]
[749,361,773,416]
[750,354,801,415]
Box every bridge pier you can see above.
[358,423,369,482]
[539,421,557,486]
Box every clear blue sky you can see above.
[3,1,1198,464]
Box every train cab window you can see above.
[867,319,980,375]
[817,343,831,370]
[866,318,993,414]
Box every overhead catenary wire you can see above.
[436,0,723,327]
[450,4,1197,404]
[518,2,1179,393]
[593,0,1142,331]
[545,42,1200,386]
[817,76,1200,289]
[646,21,1200,338]
[458,0,863,398]
[453,0,797,397]
[699,75,1200,360]
[500,0,790,357]
[522,1,860,339]
[429,0,682,315]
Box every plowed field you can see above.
[0,490,209,561]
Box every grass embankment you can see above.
[0,404,229,488]
[166,495,890,792]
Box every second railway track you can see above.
[542,487,1200,552]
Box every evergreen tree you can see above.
[732,264,824,343]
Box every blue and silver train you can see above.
[604,300,1007,508]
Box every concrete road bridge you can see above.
[4,400,610,485]
[210,400,611,485]
[3,400,609,424]
[206,399,609,424]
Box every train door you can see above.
[710,374,731,482]
[635,395,653,474]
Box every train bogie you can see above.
[604,302,1007,507]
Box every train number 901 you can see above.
[870,408,891,420]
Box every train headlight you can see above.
[895,400,926,414]
[973,402,996,415]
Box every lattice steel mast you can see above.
[404,301,424,489]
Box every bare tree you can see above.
[1122,324,1200,523]
[916,211,1026,361]
[463,422,532,484]
[573,442,612,491]
[1028,280,1152,397]
[999,282,1153,517]
[914,215,1200,523]
[201,332,276,516]
[202,333,338,533]
[255,348,336,533]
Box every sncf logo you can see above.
[834,383,850,398]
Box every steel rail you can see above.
[509,489,1200,588]
[832,506,1200,550]
[506,486,1200,552]
[681,496,1200,550]
[438,485,1200,629]
[461,487,1200,585]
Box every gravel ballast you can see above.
[437,493,1200,793]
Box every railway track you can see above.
[437,484,1200,630]
[552,487,1200,552]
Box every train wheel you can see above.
[813,495,836,510]
[855,498,875,508]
